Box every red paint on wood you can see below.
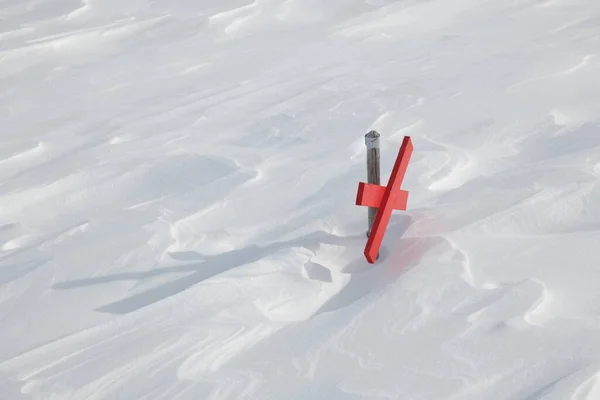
[356,136,414,263]
[356,183,408,210]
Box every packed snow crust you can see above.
[2,0,600,399]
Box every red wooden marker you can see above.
[356,136,413,263]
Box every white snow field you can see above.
[2,0,600,398]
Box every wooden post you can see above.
[365,130,380,237]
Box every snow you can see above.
[1,0,600,398]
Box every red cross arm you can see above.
[364,136,413,263]
[356,183,408,210]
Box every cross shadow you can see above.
[53,215,441,316]
[53,230,363,314]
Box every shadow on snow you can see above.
[54,215,442,315]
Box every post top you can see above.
[365,130,380,149]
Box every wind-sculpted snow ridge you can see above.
[2,0,600,399]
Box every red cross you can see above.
[355,136,413,263]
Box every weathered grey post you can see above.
[365,130,381,237]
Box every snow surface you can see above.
[2,0,600,398]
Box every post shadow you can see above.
[54,229,364,314]
[54,214,438,316]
